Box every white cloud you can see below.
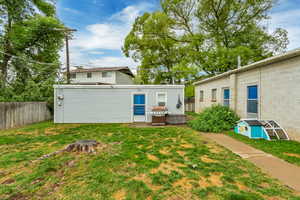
[89,56,139,68]
[269,9,300,50]
[72,2,153,51]
[88,51,105,55]
[63,2,153,69]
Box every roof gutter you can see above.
[53,85,185,89]
[194,49,300,85]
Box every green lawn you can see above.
[0,122,299,200]
[227,131,300,167]
[186,111,300,167]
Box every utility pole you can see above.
[53,27,77,84]
[65,34,71,84]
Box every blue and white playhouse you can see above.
[235,120,289,140]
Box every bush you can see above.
[188,105,240,133]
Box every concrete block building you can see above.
[194,49,300,141]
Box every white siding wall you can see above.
[71,71,116,84]
[116,71,134,85]
[54,86,184,124]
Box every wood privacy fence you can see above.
[0,102,52,130]
[185,97,195,112]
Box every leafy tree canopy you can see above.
[0,0,65,106]
[123,0,288,85]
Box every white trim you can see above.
[183,88,185,114]
[54,84,184,89]
[156,92,167,107]
[131,92,148,122]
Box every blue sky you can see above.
[56,0,300,69]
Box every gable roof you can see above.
[70,66,135,77]
[194,48,300,85]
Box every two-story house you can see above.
[69,66,134,85]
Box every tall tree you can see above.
[123,0,288,83]
[0,0,65,87]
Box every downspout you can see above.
[259,66,262,119]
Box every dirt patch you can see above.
[9,193,28,200]
[159,148,171,156]
[113,189,126,200]
[2,178,15,185]
[151,161,186,175]
[147,154,159,161]
[236,182,248,190]
[16,130,38,135]
[132,174,162,191]
[166,195,185,200]
[172,178,193,190]
[44,124,80,135]
[180,143,194,149]
[31,178,44,185]
[207,143,224,154]
[284,153,300,159]
[45,128,60,135]
[198,178,211,188]
[262,196,283,200]
[198,173,223,188]
[200,155,218,163]
[210,173,223,186]
[260,182,271,188]
[176,151,186,157]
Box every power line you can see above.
[0,50,59,66]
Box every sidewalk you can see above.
[203,133,300,192]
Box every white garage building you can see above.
[54,85,185,123]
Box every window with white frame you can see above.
[102,71,112,78]
[87,72,92,78]
[157,92,167,106]
[211,89,217,102]
[199,90,204,102]
[223,88,230,107]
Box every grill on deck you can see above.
[150,106,168,126]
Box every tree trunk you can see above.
[0,53,11,85]
[0,15,12,87]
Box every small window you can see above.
[102,72,112,78]
[70,73,76,79]
[211,89,217,102]
[199,90,204,102]
[247,85,258,114]
[157,93,167,106]
[223,88,230,107]
[87,72,92,78]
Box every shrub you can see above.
[188,105,240,133]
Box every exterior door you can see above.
[133,94,146,122]
[247,85,258,119]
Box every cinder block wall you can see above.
[195,77,230,113]
[195,56,300,141]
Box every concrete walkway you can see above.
[203,133,300,192]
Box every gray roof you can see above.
[194,48,300,85]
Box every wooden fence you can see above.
[185,97,195,112]
[0,102,52,130]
